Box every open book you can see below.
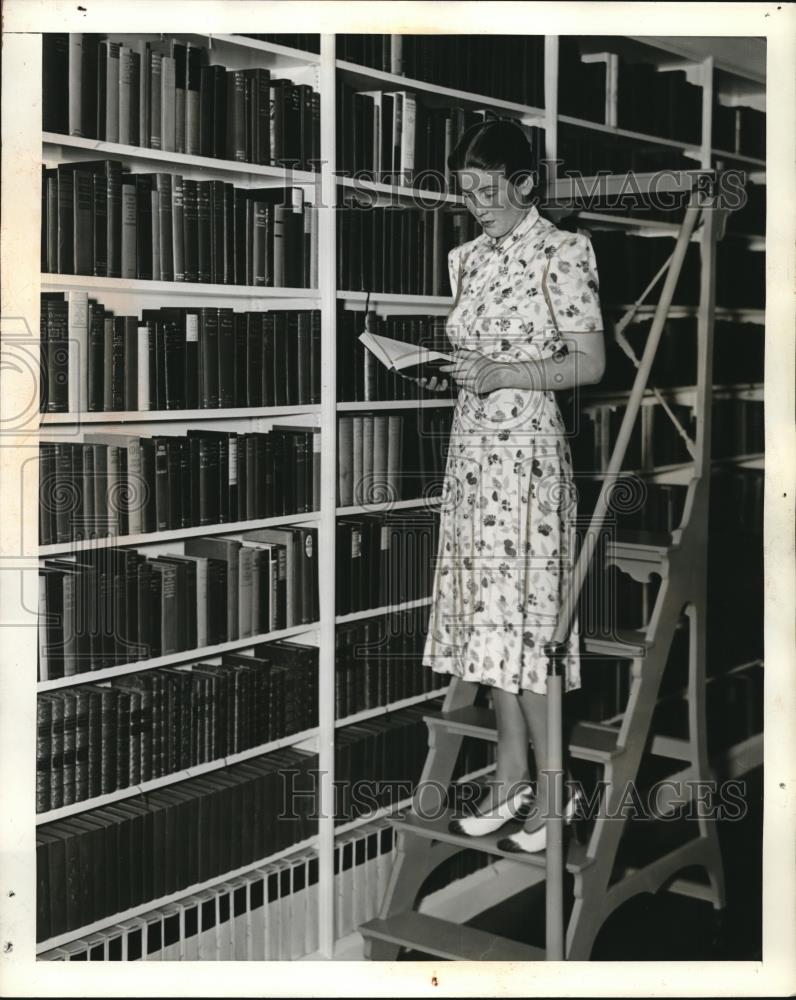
[359,331,453,375]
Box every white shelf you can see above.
[335,687,450,728]
[40,405,321,426]
[41,273,320,300]
[37,621,320,691]
[39,510,320,556]
[43,132,319,187]
[336,59,546,124]
[558,113,702,154]
[336,596,432,624]
[36,726,320,824]
[337,290,453,307]
[580,382,763,407]
[606,304,765,324]
[209,33,321,65]
[337,398,456,411]
[711,147,766,168]
[34,833,319,955]
[338,174,463,205]
[336,496,442,516]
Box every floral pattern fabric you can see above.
[422,203,603,694]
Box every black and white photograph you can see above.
[0,1,793,995]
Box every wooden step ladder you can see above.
[358,172,732,961]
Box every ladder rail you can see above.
[543,197,705,960]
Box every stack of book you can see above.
[713,92,766,158]
[35,746,319,941]
[333,700,496,825]
[557,38,608,123]
[589,231,701,305]
[711,397,763,459]
[38,526,320,679]
[39,427,320,544]
[337,308,456,402]
[716,240,765,308]
[336,510,440,614]
[40,293,321,413]
[41,845,322,960]
[576,480,688,539]
[41,162,317,286]
[37,641,319,812]
[336,203,478,295]
[242,34,320,55]
[42,34,320,170]
[556,123,693,181]
[336,83,539,187]
[336,35,545,108]
[335,606,448,718]
[337,408,451,506]
[616,58,702,143]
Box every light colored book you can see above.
[358,330,453,374]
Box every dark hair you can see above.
[447,118,539,189]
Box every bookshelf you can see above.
[33,30,765,961]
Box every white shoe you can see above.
[448,783,534,837]
[496,790,583,854]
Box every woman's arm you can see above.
[440,335,605,394]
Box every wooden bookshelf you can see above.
[40,404,321,425]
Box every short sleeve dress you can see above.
[422,203,603,695]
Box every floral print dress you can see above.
[422,203,603,694]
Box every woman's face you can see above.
[458,167,532,240]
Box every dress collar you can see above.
[484,202,540,250]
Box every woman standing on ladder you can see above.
[420,119,605,852]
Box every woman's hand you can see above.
[439,348,506,394]
[399,372,450,393]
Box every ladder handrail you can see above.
[543,198,704,961]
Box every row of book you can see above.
[335,34,546,108]
[335,607,448,718]
[39,426,320,545]
[576,479,687,541]
[336,203,477,295]
[574,397,762,473]
[333,701,495,826]
[337,410,451,507]
[40,293,321,414]
[595,316,764,392]
[336,510,439,615]
[556,123,695,182]
[42,34,321,170]
[709,467,763,538]
[242,34,321,55]
[712,398,764,459]
[36,642,319,813]
[336,82,534,186]
[336,309,456,402]
[618,60,703,145]
[41,162,317,286]
[590,231,766,310]
[38,527,319,679]
[713,92,766,159]
[42,844,323,960]
[40,809,497,959]
[36,746,319,940]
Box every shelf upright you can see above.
[316,32,338,958]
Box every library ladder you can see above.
[359,170,730,961]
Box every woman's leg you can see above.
[518,690,550,832]
[476,688,531,811]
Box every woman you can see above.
[420,119,605,853]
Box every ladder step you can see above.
[389,809,591,873]
[583,628,651,658]
[359,912,546,961]
[606,529,674,578]
[425,707,621,761]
